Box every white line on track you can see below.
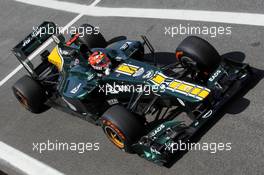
[90,0,102,7]
[15,0,264,27]
[0,12,83,175]
[0,64,23,87]
[0,141,65,175]
[0,13,83,87]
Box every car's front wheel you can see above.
[176,36,221,74]
[101,105,145,153]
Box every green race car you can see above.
[12,21,252,166]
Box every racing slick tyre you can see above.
[77,23,107,49]
[176,36,221,73]
[12,75,50,114]
[101,105,145,153]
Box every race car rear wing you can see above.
[11,21,57,78]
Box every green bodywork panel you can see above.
[58,40,210,103]
[133,120,185,162]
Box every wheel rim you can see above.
[14,90,29,109]
[104,126,125,149]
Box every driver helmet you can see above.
[88,51,111,71]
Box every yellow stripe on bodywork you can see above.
[169,80,181,89]
[168,80,210,100]
[48,46,63,71]
[198,90,210,98]
[190,88,202,95]
[151,74,166,84]
[116,64,139,75]
[177,84,193,92]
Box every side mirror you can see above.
[52,34,65,44]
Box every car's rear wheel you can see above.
[101,105,145,153]
[176,36,221,74]
[12,75,50,114]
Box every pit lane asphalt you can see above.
[62,0,264,13]
[0,0,264,174]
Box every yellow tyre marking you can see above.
[109,132,124,149]
[103,120,125,149]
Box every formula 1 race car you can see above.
[12,21,252,165]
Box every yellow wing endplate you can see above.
[48,46,63,71]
